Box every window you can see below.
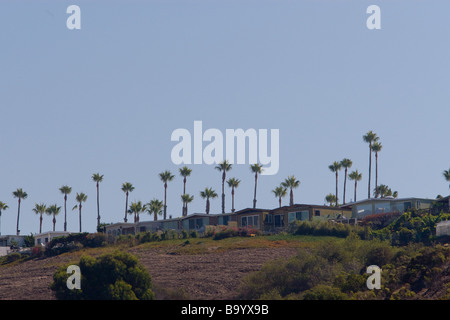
[314,210,321,217]
[403,202,412,211]
[288,211,309,222]
[241,215,259,228]
[221,216,230,225]
[265,214,273,224]
[274,214,284,227]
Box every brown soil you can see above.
[0,247,298,300]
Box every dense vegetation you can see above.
[50,250,154,300]
[238,235,450,300]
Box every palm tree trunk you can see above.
[231,188,235,213]
[354,181,358,203]
[343,169,348,205]
[335,172,339,206]
[164,184,167,220]
[183,178,187,216]
[375,152,378,198]
[253,174,258,209]
[124,192,129,223]
[64,194,67,232]
[53,215,56,232]
[40,214,43,234]
[368,145,372,199]
[221,171,225,214]
[206,198,210,214]
[16,199,21,235]
[290,188,294,206]
[79,204,82,233]
[96,182,100,227]
[279,196,282,208]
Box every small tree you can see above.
[50,250,154,300]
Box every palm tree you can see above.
[59,185,72,232]
[215,160,232,214]
[226,177,241,213]
[340,158,353,205]
[250,163,263,209]
[179,166,192,216]
[72,192,87,232]
[0,201,8,235]
[328,162,342,206]
[46,204,61,232]
[363,131,379,199]
[348,170,362,202]
[92,173,104,228]
[443,169,450,190]
[121,182,135,223]
[12,188,28,235]
[128,201,145,234]
[374,184,389,198]
[32,203,47,234]
[200,187,218,214]
[159,170,175,220]
[371,142,382,198]
[325,193,337,207]
[128,200,145,223]
[146,199,164,221]
[181,194,194,216]
[272,186,287,208]
[281,175,301,206]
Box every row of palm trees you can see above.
[0,187,88,235]
[1,148,449,235]
[326,131,388,207]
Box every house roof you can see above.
[339,197,435,209]
[233,208,270,215]
[271,204,352,212]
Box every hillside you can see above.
[0,235,307,300]
[1,232,449,300]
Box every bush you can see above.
[2,252,23,264]
[31,246,46,258]
[290,220,366,239]
[23,234,35,248]
[83,233,107,248]
[139,231,161,243]
[303,285,348,300]
[50,250,154,300]
[190,231,199,238]
[211,226,261,240]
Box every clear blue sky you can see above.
[0,0,449,235]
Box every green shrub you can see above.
[290,220,365,239]
[2,252,23,264]
[303,285,348,300]
[190,231,199,238]
[82,233,107,248]
[366,246,395,267]
[23,234,35,248]
[139,231,161,243]
[50,250,154,300]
